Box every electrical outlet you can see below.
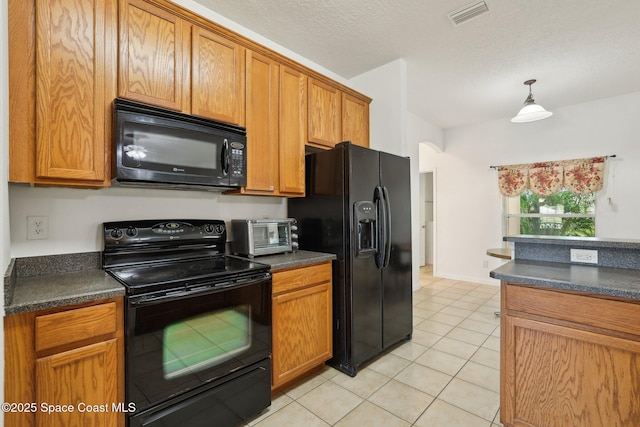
[570,248,598,264]
[27,216,49,240]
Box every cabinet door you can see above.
[36,339,119,427]
[35,0,116,182]
[503,315,640,427]
[307,78,341,148]
[342,93,370,148]
[279,66,306,196]
[272,282,332,388]
[244,50,278,193]
[192,27,245,125]
[118,0,190,112]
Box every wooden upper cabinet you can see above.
[307,78,341,148]
[244,50,279,194]
[342,93,370,147]
[119,0,245,125]
[118,0,190,112]
[278,66,307,196]
[233,55,305,197]
[192,26,245,125]
[9,0,116,185]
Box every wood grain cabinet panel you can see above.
[278,66,307,195]
[36,340,119,427]
[118,0,190,112]
[271,262,332,389]
[231,55,305,196]
[501,283,640,427]
[342,93,370,148]
[307,78,341,148]
[4,298,125,427]
[243,51,279,194]
[9,0,116,186]
[119,0,246,125]
[192,26,245,124]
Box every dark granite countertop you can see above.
[490,259,640,300]
[6,269,125,316]
[237,250,336,272]
[4,252,125,316]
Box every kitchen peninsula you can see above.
[491,236,640,427]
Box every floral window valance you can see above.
[496,156,606,197]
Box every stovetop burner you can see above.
[102,219,269,294]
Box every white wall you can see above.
[10,186,286,257]
[438,91,640,285]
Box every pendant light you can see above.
[511,79,553,123]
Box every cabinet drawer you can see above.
[272,262,332,295]
[35,302,117,353]
[505,284,640,337]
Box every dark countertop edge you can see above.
[504,235,640,249]
[5,287,126,316]
[490,260,640,300]
[239,250,337,272]
[4,258,16,308]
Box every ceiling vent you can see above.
[448,1,490,26]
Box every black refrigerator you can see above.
[288,142,412,377]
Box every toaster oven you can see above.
[231,219,298,257]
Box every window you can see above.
[504,189,595,237]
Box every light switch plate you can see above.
[570,248,598,264]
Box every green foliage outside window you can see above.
[515,190,595,237]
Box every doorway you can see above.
[418,143,439,272]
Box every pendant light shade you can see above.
[511,79,553,123]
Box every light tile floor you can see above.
[247,266,503,427]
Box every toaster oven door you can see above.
[251,222,292,256]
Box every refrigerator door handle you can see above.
[374,185,386,268]
[382,185,392,268]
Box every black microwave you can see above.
[113,98,247,190]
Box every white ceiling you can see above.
[193,0,640,129]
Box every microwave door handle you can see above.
[221,138,229,176]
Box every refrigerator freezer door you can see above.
[347,145,383,369]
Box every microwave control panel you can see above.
[229,141,246,185]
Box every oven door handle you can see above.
[129,273,271,307]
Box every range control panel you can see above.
[104,219,226,246]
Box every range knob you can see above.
[214,224,224,234]
[203,224,215,234]
[110,228,123,240]
[126,226,138,237]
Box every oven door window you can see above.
[163,305,252,379]
[128,279,270,412]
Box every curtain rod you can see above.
[489,154,617,170]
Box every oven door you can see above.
[126,273,271,415]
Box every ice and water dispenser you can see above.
[354,201,376,257]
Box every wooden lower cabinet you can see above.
[501,282,640,427]
[4,298,125,427]
[271,262,332,390]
